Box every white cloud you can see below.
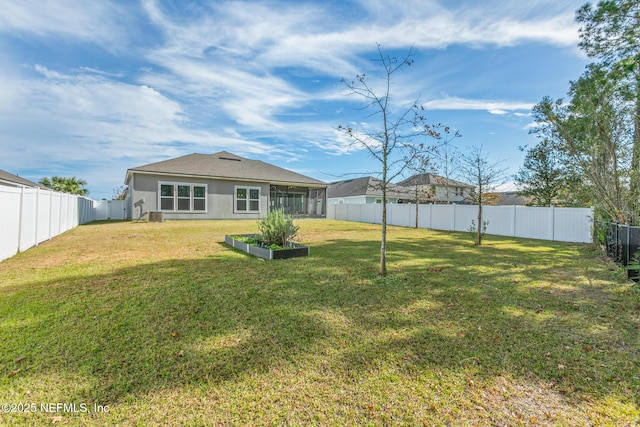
[0,0,133,48]
[0,0,587,197]
[424,96,533,113]
[140,0,581,88]
[0,66,291,171]
[354,0,580,49]
[524,121,546,130]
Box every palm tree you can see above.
[39,176,89,195]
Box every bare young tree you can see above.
[458,145,507,245]
[337,44,442,275]
[403,150,436,228]
[434,127,461,204]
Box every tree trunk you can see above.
[380,153,388,276]
[476,181,482,246]
[476,203,482,245]
[380,200,387,276]
[415,186,419,228]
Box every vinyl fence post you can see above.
[34,187,39,246]
[17,186,24,254]
[550,206,555,241]
[452,203,456,231]
[512,205,517,237]
[59,192,63,234]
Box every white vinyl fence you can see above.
[327,203,594,244]
[0,186,95,262]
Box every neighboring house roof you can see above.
[490,191,532,206]
[397,173,474,189]
[126,151,326,187]
[327,176,411,199]
[0,169,44,188]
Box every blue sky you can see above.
[0,0,589,199]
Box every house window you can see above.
[177,185,190,211]
[159,182,207,212]
[375,198,382,204]
[194,186,206,211]
[235,186,261,213]
[160,184,174,210]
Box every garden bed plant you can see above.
[224,209,309,259]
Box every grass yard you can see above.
[0,219,638,426]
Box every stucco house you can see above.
[327,176,411,205]
[125,151,328,220]
[397,173,474,204]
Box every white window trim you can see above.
[234,185,261,213]
[158,182,208,213]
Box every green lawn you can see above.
[0,219,638,426]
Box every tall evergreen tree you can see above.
[577,0,640,197]
[514,139,568,206]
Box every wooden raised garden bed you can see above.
[224,234,309,260]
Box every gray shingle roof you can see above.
[397,173,473,188]
[0,169,43,188]
[127,152,326,187]
[328,176,411,199]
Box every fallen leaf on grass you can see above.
[429,266,443,272]
[52,416,64,424]
[582,346,592,352]
[172,331,179,338]
[15,356,27,363]
[557,364,566,370]
[7,369,20,377]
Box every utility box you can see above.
[149,211,164,222]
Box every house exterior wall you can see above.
[408,184,470,203]
[128,173,269,220]
[327,195,401,205]
[327,195,367,205]
[433,185,469,203]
